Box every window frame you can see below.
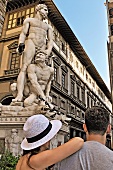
[7,6,35,29]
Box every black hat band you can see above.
[27,122,52,143]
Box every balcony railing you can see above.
[4,68,20,76]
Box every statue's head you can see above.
[35,4,48,19]
[35,51,47,63]
[11,129,18,135]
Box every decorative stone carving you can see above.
[70,74,76,81]
[7,41,18,50]
[1,105,23,116]
[54,113,71,125]
[5,129,22,157]
[52,55,61,66]
[61,64,68,73]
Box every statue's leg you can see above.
[24,84,30,97]
[13,40,35,102]
[24,93,37,107]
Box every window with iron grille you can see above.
[10,52,20,69]
[17,16,25,26]
[71,81,74,95]
[8,7,35,29]
[77,86,80,99]
[62,73,65,88]
[54,66,57,81]
[81,89,85,103]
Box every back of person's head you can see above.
[21,114,62,169]
[85,106,110,135]
[21,114,62,151]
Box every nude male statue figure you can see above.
[24,51,54,107]
[13,3,53,102]
[5,129,22,156]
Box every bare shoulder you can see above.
[23,17,33,24]
[16,156,23,170]
[27,64,35,72]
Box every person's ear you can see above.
[83,124,87,132]
[106,124,111,134]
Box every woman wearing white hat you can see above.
[16,114,84,170]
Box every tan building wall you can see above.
[0,0,112,150]
[0,0,7,37]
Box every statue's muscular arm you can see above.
[45,67,54,98]
[19,18,30,44]
[45,25,53,57]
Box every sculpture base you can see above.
[0,104,70,157]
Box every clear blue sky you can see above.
[53,0,110,90]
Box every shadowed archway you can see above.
[1,96,14,105]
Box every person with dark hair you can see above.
[16,114,83,170]
[58,106,113,170]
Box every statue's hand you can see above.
[17,43,25,54]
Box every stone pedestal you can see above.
[0,104,70,157]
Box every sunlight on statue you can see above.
[10,3,71,123]
[13,4,53,104]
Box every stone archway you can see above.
[1,96,14,105]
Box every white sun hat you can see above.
[21,114,62,150]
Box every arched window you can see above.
[1,95,14,105]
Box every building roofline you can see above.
[46,0,111,102]
[6,0,111,102]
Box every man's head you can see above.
[35,4,48,19]
[35,51,47,63]
[83,106,110,136]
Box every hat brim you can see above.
[21,120,62,150]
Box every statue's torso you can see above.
[35,65,53,90]
[27,18,49,47]
[36,66,51,81]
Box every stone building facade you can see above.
[0,0,7,37]
[0,0,112,155]
[105,0,113,148]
